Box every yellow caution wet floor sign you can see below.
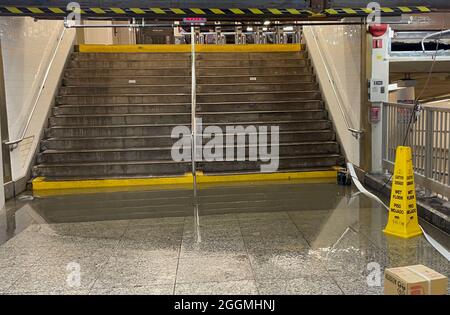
[383,146,423,239]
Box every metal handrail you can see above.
[190,26,197,181]
[308,27,364,139]
[384,101,450,113]
[4,26,67,148]
[382,101,450,198]
[421,29,450,53]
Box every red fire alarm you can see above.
[373,39,383,48]
[369,24,388,37]
[370,106,381,123]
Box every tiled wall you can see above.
[304,25,362,166]
[0,17,75,183]
[0,18,62,138]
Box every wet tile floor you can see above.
[0,180,448,295]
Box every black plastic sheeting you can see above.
[391,42,450,51]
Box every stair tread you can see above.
[67,67,191,70]
[59,93,191,96]
[59,90,318,97]
[53,109,326,117]
[63,81,314,88]
[63,84,191,88]
[40,141,339,154]
[199,90,318,96]
[35,154,343,167]
[65,75,191,78]
[53,113,190,117]
[64,74,311,79]
[197,65,309,69]
[44,130,334,141]
[35,160,190,167]
[35,49,344,180]
[47,119,331,129]
[56,99,322,107]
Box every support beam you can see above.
[370,27,391,173]
[0,39,8,209]
[360,21,372,171]
[0,37,12,201]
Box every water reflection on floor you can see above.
[0,179,448,295]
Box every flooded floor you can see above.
[0,179,448,295]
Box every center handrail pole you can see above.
[191,26,197,194]
[190,26,201,242]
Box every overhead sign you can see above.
[183,17,207,25]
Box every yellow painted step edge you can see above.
[33,170,337,191]
[78,44,305,53]
[32,174,194,190]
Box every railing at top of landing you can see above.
[382,102,450,199]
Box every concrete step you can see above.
[33,160,191,178]
[33,155,342,179]
[200,155,344,173]
[199,100,324,112]
[72,52,191,61]
[68,59,309,68]
[196,52,307,60]
[63,76,191,86]
[45,120,332,138]
[54,100,324,115]
[57,91,321,105]
[197,82,317,93]
[54,104,191,115]
[49,113,191,126]
[56,94,191,105]
[49,110,327,127]
[60,85,191,95]
[200,110,328,123]
[42,136,176,150]
[65,68,191,77]
[34,49,345,180]
[37,142,340,164]
[71,51,306,61]
[197,91,321,103]
[68,60,191,69]
[41,130,336,150]
[62,74,315,86]
[197,66,311,76]
[63,73,315,87]
[60,82,316,95]
[197,74,315,84]
[196,59,309,67]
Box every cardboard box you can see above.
[384,264,448,295]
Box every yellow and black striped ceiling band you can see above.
[0,6,432,17]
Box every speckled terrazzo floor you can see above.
[0,180,448,295]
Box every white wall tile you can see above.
[0,17,75,182]
[304,25,362,166]
[0,17,60,138]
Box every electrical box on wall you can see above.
[369,79,387,102]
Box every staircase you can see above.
[33,47,344,180]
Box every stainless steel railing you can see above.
[382,102,450,198]
[4,26,67,148]
[307,27,364,139]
